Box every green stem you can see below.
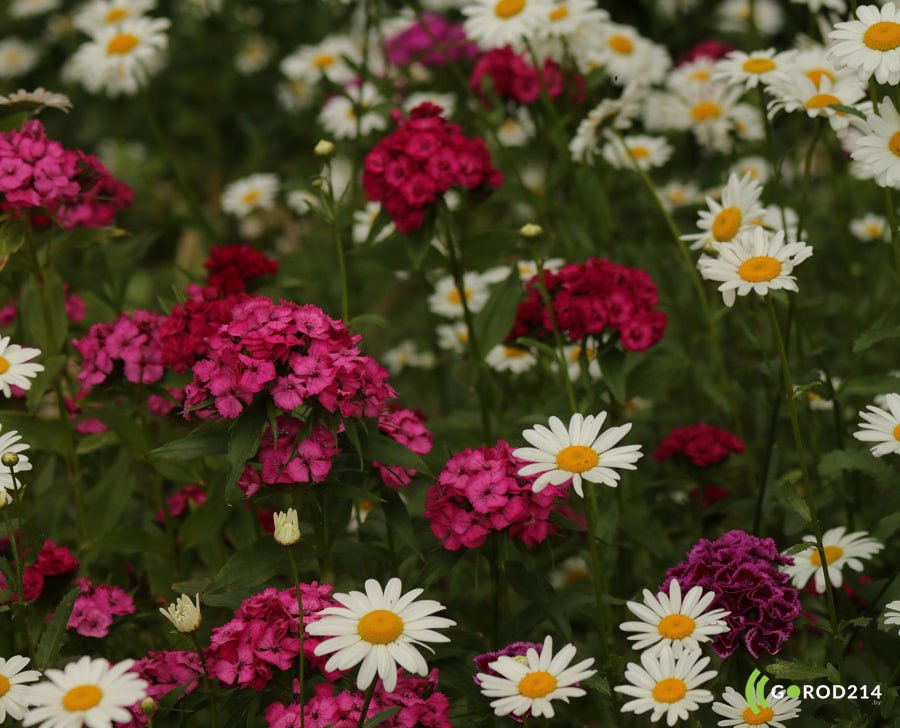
[2,491,33,657]
[191,631,219,728]
[286,547,306,728]
[796,120,824,240]
[324,160,351,322]
[864,659,900,727]
[756,86,788,233]
[488,537,502,647]
[883,187,900,282]
[356,680,377,728]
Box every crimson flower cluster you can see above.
[510,258,667,352]
[425,440,571,551]
[363,103,503,233]
[125,651,202,727]
[470,46,583,105]
[654,424,746,468]
[67,577,135,639]
[0,538,79,602]
[204,244,278,295]
[0,120,132,228]
[662,530,801,658]
[384,13,477,67]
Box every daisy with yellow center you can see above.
[616,646,716,726]
[0,38,38,79]
[651,82,743,153]
[318,82,386,140]
[72,0,157,33]
[783,527,884,591]
[667,58,718,91]
[23,656,147,728]
[698,226,813,307]
[307,577,455,693]
[830,3,900,85]
[717,0,784,35]
[476,635,596,718]
[220,173,279,218]
[280,35,359,85]
[659,180,700,211]
[682,172,764,251]
[850,96,900,188]
[589,23,672,87]
[562,342,602,381]
[462,0,551,50]
[0,655,41,722]
[428,273,489,319]
[513,411,643,497]
[601,133,673,171]
[712,686,802,728]
[713,48,793,89]
[619,579,730,657]
[0,336,44,399]
[849,212,887,241]
[766,71,866,130]
[486,344,537,374]
[853,392,900,457]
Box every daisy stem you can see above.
[796,120,824,241]
[286,546,306,728]
[765,297,840,638]
[756,86,789,233]
[191,630,219,728]
[323,159,351,323]
[2,487,33,658]
[882,187,900,282]
[357,680,377,728]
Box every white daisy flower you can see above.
[569,89,646,163]
[353,202,395,245]
[0,87,71,113]
[235,35,272,75]
[682,173,765,251]
[561,342,602,381]
[767,71,866,131]
[615,647,716,726]
[647,83,743,153]
[462,0,551,51]
[480,257,564,283]
[588,24,671,87]
[659,180,701,210]
[513,411,643,496]
[698,226,813,307]
[497,109,536,147]
[476,635,596,719]
[486,344,537,374]
[382,341,436,373]
[884,600,900,634]
[853,393,900,456]
[752,204,800,243]
[602,134,673,171]
[532,0,609,64]
[801,371,839,411]
[221,173,279,218]
[280,35,359,85]
[714,48,794,89]
[68,16,170,96]
[0,655,41,722]
[72,0,157,33]
[428,273,489,318]
[0,337,44,398]
[730,156,771,185]
[830,3,900,85]
[319,83,386,140]
[287,189,318,216]
[436,322,469,353]
[732,103,765,142]
[619,580,730,657]
[668,58,718,91]
[23,656,148,728]
[549,555,590,588]
[9,0,60,18]
[712,686,802,727]
[783,527,884,591]
[717,0,784,36]
[277,78,315,113]
[0,39,39,79]
[0,426,32,498]
[306,577,455,693]
[850,97,900,188]
[850,213,887,241]
[786,45,848,90]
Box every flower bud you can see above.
[140,697,158,717]
[1,452,20,467]
[519,223,543,239]
[314,139,336,157]
[273,508,301,546]
[159,593,202,633]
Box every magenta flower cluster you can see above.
[383,13,478,68]
[376,407,433,489]
[125,651,202,727]
[662,529,801,658]
[67,577,136,639]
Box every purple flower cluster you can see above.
[383,13,477,68]
[662,530,801,658]
[67,577,135,639]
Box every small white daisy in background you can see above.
[850,213,887,241]
[403,91,456,117]
[668,58,718,91]
[235,35,272,75]
[428,273,489,318]
[767,72,866,131]
[513,411,643,496]
[9,0,60,18]
[648,83,743,153]
[714,48,794,89]
[615,647,716,726]
[884,600,900,634]
[698,226,814,307]
[23,656,147,728]
[221,173,279,218]
[0,38,39,79]
[476,635,596,719]
[496,108,536,147]
[619,580,730,657]
[853,393,900,456]
[830,3,900,85]
[602,133,673,171]
[712,686,802,728]
[569,84,645,162]
[383,341,436,373]
[286,189,318,216]
[307,577,455,693]
[850,97,900,188]
[549,555,590,588]
[0,426,32,498]
[486,344,537,374]
[798,371,840,411]
[731,102,765,142]
[280,35,359,86]
[68,16,170,96]
[533,0,609,64]
[0,87,71,113]
[436,322,470,353]
[783,527,884,591]
[682,173,765,251]
[159,593,202,633]
[319,83,386,140]
[0,655,40,722]
[753,204,800,243]
[73,0,157,33]
[0,337,44,398]
[659,180,701,210]
[730,156,771,185]
[278,77,314,113]
[588,23,671,87]
[462,0,551,51]
[717,0,784,36]
[353,202,395,245]
[562,342,602,381]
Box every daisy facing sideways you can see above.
[782,527,884,591]
[513,411,644,496]
[619,579,730,657]
[0,425,32,497]
[0,336,44,398]
[307,577,455,693]
[884,600,900,634]
[853,393,900,456]
[0,655,41,722]
[851,97,900,188]
[220,173,279,218]
[681,173,764,251]
[712,686,802,728]
[698,226,814,307]
[475,635,596,719]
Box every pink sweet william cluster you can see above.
[510,257,667,352]
[384,13,477,68]
[425,440,571,551]
[265,669,451,728]
[0,120,132,228]
[67,577,135,638]
[654,423,746,468]
[362,103,503,233]
[470,46,584,106]
[376,407,433,489]
[125,651,202,727]
[205,585,337,691]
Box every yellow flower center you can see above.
[866,223,883,237]
[0,674,9,696]
[459,330,469,344]
[106,32,139,55]
[359,499,375,513]
[0,356,9,375]
[805,68,835,88]
[712,206,742,242]
[810,544,843,566]
[863,21,900,51]
[62,685,103,712]
[549,5,568,21]
[556,445,599,473]
[630,145,650,159]
[668,189,686,204]
[241,190,261,205]
[447,288,469,305]
[742,706,775,725]
[738,255,782,282]
[657,613,696,640]
[357,609,404,644]
[691,101,721,122]
[503,346,528,358]
[608,34,634,54]
[889,131,900,156]
[893,423,900,440]
[806,93,841,110]
[105,7,129,22]
[495,0,526,18]
[313,53,336,69]
[690,69,711,82]
[742,57,775,74]
[565,566,589,583]
[652,677,687,704]
[518,671,558,699]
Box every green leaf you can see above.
[360,432,431,476]
[775,470,811,523]
[364,707,401,727]
[21,267,68,355]
[598,348,627,403]
[223,403,267,500]
[90,527,170,555]
[819,449,895,486]
[0,220,27,272]
[828,103,867,120]
[766,659,838,682]
[25,354,66,412]
[473,266,523,353]
[179,498,231,549]
[35,587,80,670]
[95,406,149,457]
[148,427,229,461]
[853,322,900,352]
[383,491,421,558]
[207,538,285,593]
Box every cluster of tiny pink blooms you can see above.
[67,577,135,638]
[376,407,433,489]
[425,440,573,551]
[653,423,746,468]
[383,13,477,68]
[510,258,667,351]
[470,46,584,106]
[156,484,206,522]
[264,669,451,728]
[363,102,503,233]
[124,651,202,727]
[205,584,338,691]
[204,244,279,295]
[182,297,395,419]
[0,119,132,228]
[0,538,79,602]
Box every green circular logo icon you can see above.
[786,685,801,699]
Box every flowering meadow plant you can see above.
[1,0,900,726]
